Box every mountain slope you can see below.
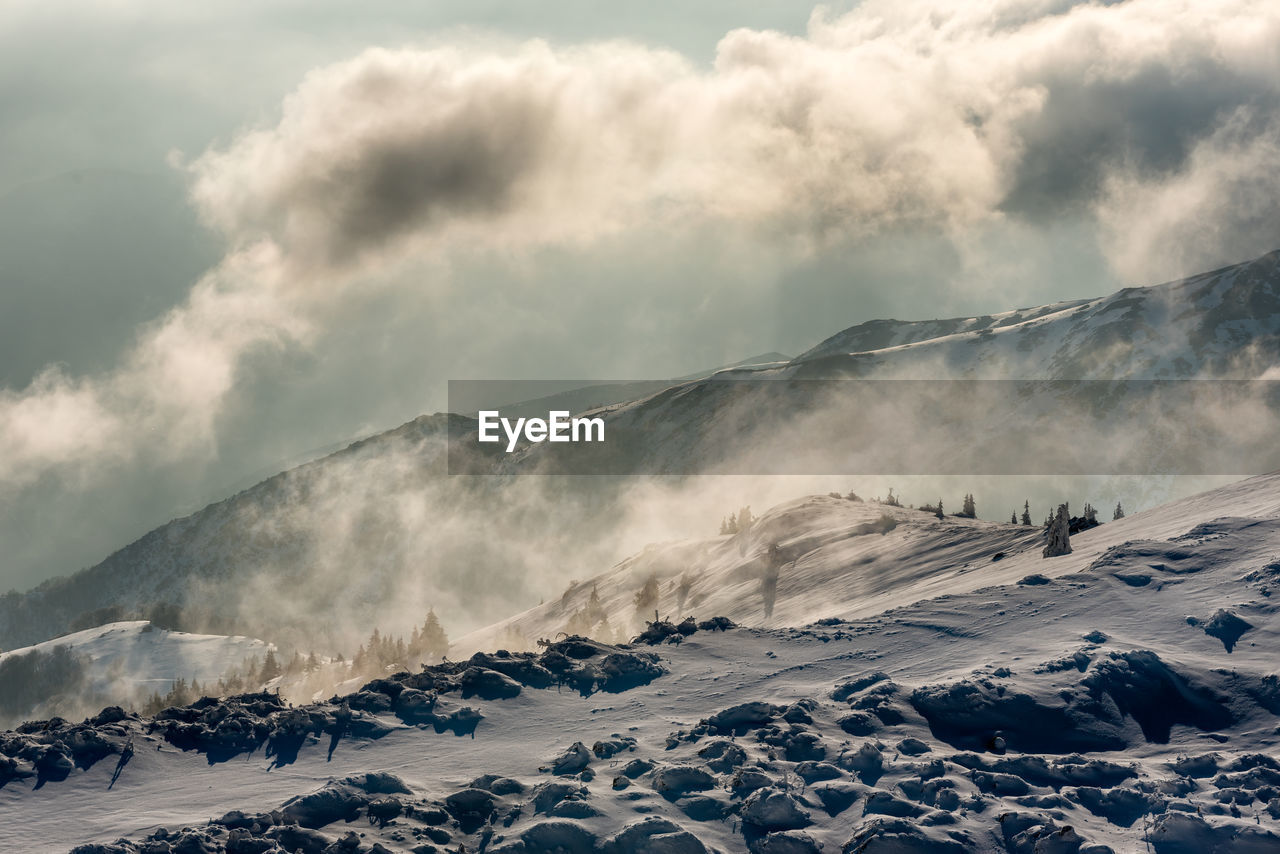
[5,251,1280,654]
[795,249,1280,378]
[455,472,1280,654]
[461,352,792,420]
[2,473,1279,852]
[0,622,270,727]
[477,248,1280,477]
[0,413,475,651]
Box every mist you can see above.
[3,0,1280,688]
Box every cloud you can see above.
[0,243,310,489]
[4,0,1280,493]
[187,0,1280,271]
[185,43,701,274]
[1097,111,1280,283]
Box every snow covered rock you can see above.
[549,741,593,776]
[740,787,812,831]
[1198,608,1254,653]
[521,819,597,854]
[601,817,709,854]
[651,764,717,798]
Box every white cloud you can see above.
[1097,111,1280,284]
[3,0,1280,492]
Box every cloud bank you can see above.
[4,0,1280,492]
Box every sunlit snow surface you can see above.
[0,622,269,708]
[3,473,1280,852]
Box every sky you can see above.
[2,0,1280,592]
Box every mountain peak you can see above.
[794,249,1280,378]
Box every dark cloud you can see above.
[1003,54,1280,219]
[187,1,1280,279]
[262,61,562,269]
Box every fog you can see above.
[1,1,1279,713]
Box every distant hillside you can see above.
[455,470,1280,654]
[795,249,1280,378]
[0,621,268,727]
[5,251,1280,653]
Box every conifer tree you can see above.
[1021,500,1032,526]
[1043,503,1072,558]
[260,648,281,682]
[634,575,660,620]
[585,585,606,624]
[961,493,976,518]
[1113,501,1125,520]
[676,573,694,615]
[1011,512,1018,524]
[595,615,615,644]
[935,498,944,519]
[420,609,449,661]
[563,608,592,637]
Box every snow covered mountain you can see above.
[793,249,1280,379]
[4,251,1280,660]
[479,249,1280,478]
[456,470,1280,655]
[3,472,1279,852]
[0,413,480,652]
[0,622,270,728]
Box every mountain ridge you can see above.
[4,250,1280,653]
[793,248,1280,378]
[5,469,1280,852]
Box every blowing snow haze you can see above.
[4,2,1280,850]
[3,0,1280,593]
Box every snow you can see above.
[3,472,1279,852]
[4,252,1280,850]
[7,251,1280,661]
[792,248,1280,380]
[0,621,269,712]
[459,471,1280,653]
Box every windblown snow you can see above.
[5,250,1280,652]
[2,473,1279,853]
[0,622,269,698]
[793,249,1280,380]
